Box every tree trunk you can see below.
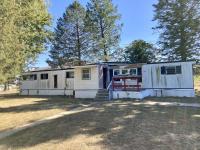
[4,83,7,91]
[76,22,81,65]
[99,18,108,62]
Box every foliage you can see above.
[194,65,200,75]
[85,0,122,61]
[47,1,89,67]
[153,0,200,61]
[125,40,156,63]
[0,0,51,84]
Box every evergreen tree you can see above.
[153,0,200,61]
[125,40,156,63]
[0,0,51,87]
[85,0,122,61]
[47,1,89,67]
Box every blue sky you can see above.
[35,0,159,67]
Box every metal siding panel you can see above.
[142,62,194,89]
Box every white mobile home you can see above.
[21,68,74,96]
[20,61,195,99]
[142,61,195,97]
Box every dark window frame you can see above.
[40,73,48,80]
[22,74,37,81]
[82,68,91,80]
[66,71,74,78]
[130,68,137,75]
[113,69,120,76]
[161,65,182,75]
[122,69,128,75]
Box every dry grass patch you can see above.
[0,88,19,96]
[0,100,200,150]
[0,94,88,132]
[195,75,200,96]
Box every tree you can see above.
[153,0,200,61]
[47,1,89,67]
[0,0,51,89]
[125,40,156,63]
[85,0,122,61]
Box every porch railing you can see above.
[112,76,142,91]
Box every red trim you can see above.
[112,76,141,91]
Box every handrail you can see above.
[107,81,113,100]
[107,81,112,91]
[112,76,142,91]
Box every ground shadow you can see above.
[0,95,94,113]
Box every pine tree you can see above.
[0,0,51,87]
[125,40,156,63]
[153,0,200,61]
[47,1,89,67]
[85,0,122,61]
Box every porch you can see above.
[110,76,154,99]
[112,76,142,91]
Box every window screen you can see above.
[122,69,128,75]
[113,70,120,76]
[176,66,182,74]
[41,74,48,80]
[130,68,137,75]
[161,65,182,75]
[66,72,74,78]
[82,69,91,80]
[23,74,37,81]
[166,66,176,74]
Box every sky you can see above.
[35,0,159,67]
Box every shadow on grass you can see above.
[0,102,200,150]
[0,95,95,113]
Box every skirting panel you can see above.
[20,89,74,96]
[75,90,98,99]
[113,90,154,99]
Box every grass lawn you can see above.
[0,92,91,132]
[0,97,200,150]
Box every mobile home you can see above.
[20,61,195,99]
[21,68,74,96]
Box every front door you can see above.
[109,69,113,82]
[54,75,58,88]
[103,68,107,89]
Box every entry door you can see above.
[103,68,107,89]
[54,75,58,88]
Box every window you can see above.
[66,72,74,78]
[54,75,58,88]
[41,73,48,80]
[166,66,176,74]
[22,74,37,81]
[161,66,166,74]
[23,75,28,81]
[137,68,142,76]
[122,69,128,75]
[113,69,120,76]
[130,68,137,75]
[161,66,182,75]
[82,69,91,80]
[176,66,182,74]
